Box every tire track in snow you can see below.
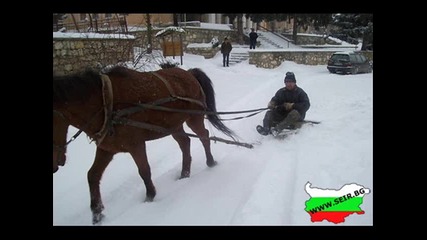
[101,144,267,225]
[229,135,301,225]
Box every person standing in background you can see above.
[249,28,258,49]
[220,37,232,67]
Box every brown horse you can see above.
[53,66,237,224]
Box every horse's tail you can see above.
[188,68,238,141]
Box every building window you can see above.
[105,13,112,19]
[80,14,87,21]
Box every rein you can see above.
[54,71,267,150]
[53,109,85,166]
[149,68,266,119]
[111,72,268,141]
[52,110,83,148]
[114,111,255,149]
[151,71,207,109]
[114,102,268,121]
[53,108,103,149]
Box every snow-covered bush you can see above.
[210,37,219,48]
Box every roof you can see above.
[155,26,186,38]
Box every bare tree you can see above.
[236,14,244,44]
[71,14,80,32]
[223,14,244,44]
[146,14,153,54]
[173,13,179,26]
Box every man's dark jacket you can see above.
[270,86,310,120]
[221,42,232,54]
[249,32,258,42]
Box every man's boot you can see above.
[256,125,269,135]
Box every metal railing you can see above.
[256,25,293,48]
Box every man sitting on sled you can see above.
[257,72,311,136]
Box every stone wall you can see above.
[185,46,220,59]
[249,50,373,69]
[53,28,235,75]
[131,27,236,52]
[283,33,339,45]
[182,28,236,49]
[53,37,135,75]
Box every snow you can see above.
[53,32,135,39]
[53,30,373,226]
[155,26,186,37]
[200,22,232,30]
[187,43,213,48]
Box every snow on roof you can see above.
[53,32,135,39]
[155,26,185,38]
[187,43,213,48]
[127,26,163,32]
[200,22,232,30]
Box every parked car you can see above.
[327,51,372,74]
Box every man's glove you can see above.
[267,101,276,109]
[284,102,294,111]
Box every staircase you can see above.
[229,52,249,64]
[257,32,287,49]
[228,46,249,65]
[225,30,298,65]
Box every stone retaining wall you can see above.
[249,50,373,69]
[185,46,220,59]
[282,33,339,45]
[54,28,235,74]
[131,28,235,52]
[53,37,135,75]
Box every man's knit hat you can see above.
[284,72,296,82]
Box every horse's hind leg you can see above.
[186,115,216,167]
[88,147,114,225]
[129,141,156,202]
[172,125,192,178]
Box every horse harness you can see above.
[55,71,267,149]
[67,72,208,146]
[53,106,105,166]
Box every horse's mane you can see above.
[53,65,182,105]
[53,68,102,104]
[103,65,132,77]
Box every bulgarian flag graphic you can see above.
[304,182,370,224]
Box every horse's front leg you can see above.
[87,147,114,225]
[172,125,192,178]
[129,141,156,202]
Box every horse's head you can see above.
[53,110,69,173]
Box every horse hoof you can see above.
[144,195,155,202]
[207,160,217,167]
[180,170,190,179]
[92,213,105,225]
